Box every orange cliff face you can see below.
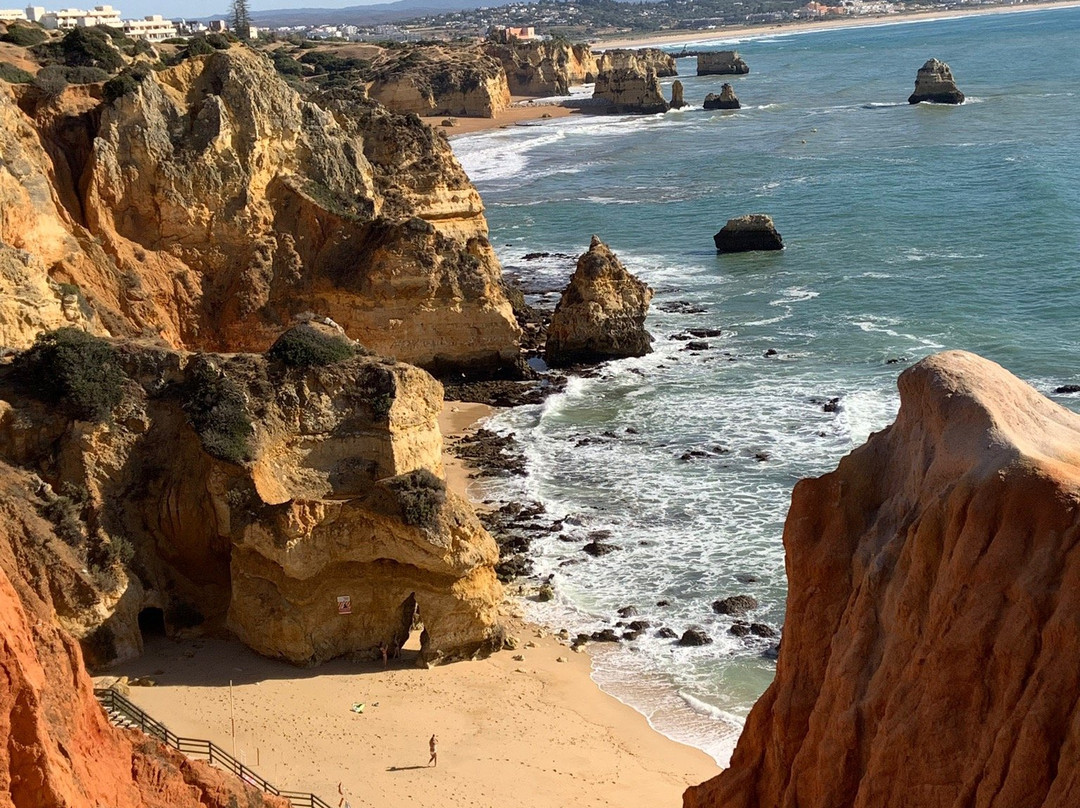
[0,463,289,808]
[685,350,1080,808]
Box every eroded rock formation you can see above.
[908,57,965,104]
[593,50,669,114]
[545,236,653,366]
[368,47,511,117]
[686,351,1080,808]
[0,459,290,808]
[713,215,783,252]
[483,39,597,96]
[670,79,687,109]
[697,51,749,76]
[703,83,740,110]
[634,47,678,78]
[0,336,503,667]
[0,47,520,375]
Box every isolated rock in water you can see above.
[546,236,654,366]
[594,49,670,114]
[670,79,688,109]
[712,594,758,616]
[703,83,740,110]
[685,351,1080,808]
[908,58,965,104]
[697,51,749,76]
[713,215,784,253]
[679,627,713,646]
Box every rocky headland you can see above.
[908,57,965,104]
[482,38,597,96]
[1,45,521,376]
[367,46,511,117]
[686,351,1080,808]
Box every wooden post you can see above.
[229,680,236,758]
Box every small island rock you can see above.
[679,626,714,646]
[697,51,749,76]
[713,215,784,253]
[670,79,688,109]
[703,83,740,110]
[546,236,654,366]
[908,58,965,104]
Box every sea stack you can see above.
[545,236,654,366]
[697,51,749,76]
[684,351,1080,808]
[713,215,783,253]
[703,83,740,110]
[594,50,670,114]
[670,79,688,109]
[908,58,965,104]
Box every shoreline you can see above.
[106,400,719,808]
[591,0,1080,49]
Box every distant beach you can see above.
[591,0,1080,49]
[109,401,719,808]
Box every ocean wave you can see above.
[679,691,747,729]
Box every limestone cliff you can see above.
[0,47,520,375]
[0,459,290,808]
[593,50,669,114]
[633,47,677,78]
[685,351,1080,808]
[546,236,653,366]
[697,51,749,76]
[483,39,597,96]
[0,334,503,667]
[367,47,510,117]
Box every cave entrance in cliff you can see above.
[394,594,421,661]
[137,607,167,639]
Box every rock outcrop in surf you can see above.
[593,50,669,114]
[908,58,965,104]
[670,79,688,109]
[703,83,740,110]
[697,51,749,75]
[546,236,654,366]
[713,215,783,252]
[685,351,1080,808]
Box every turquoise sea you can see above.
[450,6,1080,763]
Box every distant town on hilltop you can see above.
[0,0,1042,46]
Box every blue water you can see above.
[451,7,1080,763]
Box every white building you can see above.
[0,8,28,20]
[123,13,174,40]
[40,4,122,29]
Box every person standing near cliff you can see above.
[428,734,438,767]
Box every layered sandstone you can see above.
[0,48,520,374]
[686,351,1080,808]
[367,48,510,117]
[697,51,749,75]
[594,50,668,114]
[0,338,503,667]
[545,236,653,366]
[0,460,289,808]
[483,39,597,96]
[908,57,965,104]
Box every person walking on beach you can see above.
[337,782,351,808]
[428,734,438,767]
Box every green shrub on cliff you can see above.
[0,61,32,83]
[103,62,151,102]
[267,326,357,367]
[15,328,126,422]
[59,27,124,72]
[1,24,47,47]
[384,469,446,528]
[182,361,254,464]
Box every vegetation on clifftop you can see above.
[15,328,126,422]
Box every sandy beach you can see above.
[592,0,1080,49]
[109,401,720,808]
[430,96,580,137]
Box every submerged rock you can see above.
[713,215,784,253]
[908,58,965,104]
[679,626,714,646]
[703,83,740,110]
[546,236,654,366]
[697,51,749,76]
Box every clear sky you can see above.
[120,0,387,23]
